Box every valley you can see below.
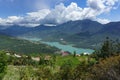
[21,37,94,54]
[1,19,120,49]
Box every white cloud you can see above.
[42,2,111,24]
[0,0,119,27]
[0,16,23,26]
[7,16,23,23]
[0,9,50,27]
[18,23,40,27]
[96,18,110,24]
[87,0,119,12]
[42,3,89,24]
[26,9,50,23]
[87,0,105,11]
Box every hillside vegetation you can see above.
[0,37,120,80]
[0,35,59,54]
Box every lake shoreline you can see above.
[19,37,94,54]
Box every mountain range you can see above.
[0,19,120,49]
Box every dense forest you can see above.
[0,37,120,80]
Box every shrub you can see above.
[0,51,8,79]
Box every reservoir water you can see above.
[22,37,94,54]
[42,42,94,54]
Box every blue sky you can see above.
[0,0,120,26]
[0,0,86,17]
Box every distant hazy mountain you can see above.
[0,25,55,36]
[0,25,34,36]
[0,19,120,49]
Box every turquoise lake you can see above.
[21,37,94,54]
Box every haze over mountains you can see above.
[0,19,120,49]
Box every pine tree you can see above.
[100,37,111,58]
[95,37,114,59]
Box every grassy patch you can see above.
[3,65,20,80]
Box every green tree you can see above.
[93,37,115,59]
[73,51,76,57]
[39,56,45,65]
[116,39,120,54]
[54,60,73,80]
[0,51,8,80]
[100,37,111,58]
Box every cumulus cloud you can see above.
[0,0,119,27]
[87,0,119,12]
[0,16,23,26]
[25,9,51,23]
[0,9,50,27]
[42,3,83,24]
[41,1,118,24]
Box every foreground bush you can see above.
[90,55,120,80]
[0,51,8,80]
